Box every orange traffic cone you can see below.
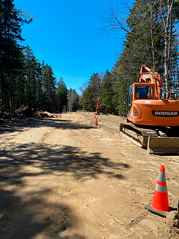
[145,165,170,217]
[94,118,98,126]
[88,111,89,114]
[56,115,58,118]
[123,114,124,119]
[112,112,113,115]
[59,114,61,118]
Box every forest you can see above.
[0,0,179,116]
[0,0,80,115]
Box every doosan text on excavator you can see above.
[120,65,179,154]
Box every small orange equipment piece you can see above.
[56,115,58,118]
[96,97,106,114]
[145,165,170,217]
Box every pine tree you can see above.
[102,70,114,113]
[42,64,56,111]
[81,73,103,112]
[56,77,68,112]
[0,0,32,115]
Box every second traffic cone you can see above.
[94,118,98,126]
[145,165,170,217]
[123,114,124,119]
[59,114,61,118]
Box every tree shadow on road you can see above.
[0,118,94,135]
[0,141,129,239]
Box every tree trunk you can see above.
[160,0,174,90]
[150,4,155,71]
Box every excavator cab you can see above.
[135,86,154,99]
[127,83,155,119]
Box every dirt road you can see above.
[0,112,179,239]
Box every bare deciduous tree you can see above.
[99,0,179,90]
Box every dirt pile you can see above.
[17,106,54,118]
[33,110,54,118]
[0,108,54,130]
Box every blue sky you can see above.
[14,0,128,95]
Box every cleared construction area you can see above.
[0,111,179,239]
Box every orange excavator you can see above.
[96,97,106,114]
[120,65,179,154]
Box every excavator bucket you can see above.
[147,136,179,154]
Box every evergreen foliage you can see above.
[81,73,103,112]
[56,77,68,113]
[0,0,80,115]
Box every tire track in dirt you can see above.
[61,118,126,238]
[0,156,42,237]
[0,130,25,155]
[0,128,34,233]
[60,171,86,238]
[0,125,54,237]
[45,119,86,238]
[0,162,38,236]
[78,180,126,238]
[10,130,53,239]
[16,116,86,238]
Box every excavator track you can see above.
[120,123,179,154]
[119,122,158,148]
